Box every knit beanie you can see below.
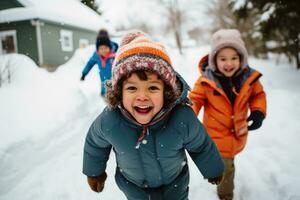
[111,30,177,93]
[98,29,109,38]
[96,36,112,50]
[209,29,248,71]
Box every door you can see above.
[0,30,18,54]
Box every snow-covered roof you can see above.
[0,0,113,32]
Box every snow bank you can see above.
[1,46,300,200]
[0,48,100,149]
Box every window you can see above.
[60,30,73,52]
[0,30,18,55]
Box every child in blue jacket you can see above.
[80,35,116,96]
[82,30,224,200]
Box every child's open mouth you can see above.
[134,106,152,114]
[224,68,234,72]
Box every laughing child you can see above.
[189,29,267,200]
[82,30,224,200]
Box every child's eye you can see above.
[149,86,160,91]
[126,86,137,91]
[232,57,239,60]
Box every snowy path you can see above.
[1,49,300,200]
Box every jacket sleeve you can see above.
[82,115,112,177]
[82,53,97,76]
[249,80,267,116]
[189,77,206,116]
[182,107,224,179]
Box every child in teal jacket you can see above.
[82,30,224,200]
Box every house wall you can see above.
[40,20,97,67]
[1,19,98,68]
[0,20,39,63]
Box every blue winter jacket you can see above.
[82,73,224,188]
[81,52,115,95]
[110,41,119,53]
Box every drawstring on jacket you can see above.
[135,125,149,149]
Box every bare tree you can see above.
[206,0,236,32]
[206,0,265,57]
[161,0,185,54]
[169,0,183,54]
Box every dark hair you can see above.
[96,36,112,50]
[105,70,180,108]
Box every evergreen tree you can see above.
[233,0,300,69]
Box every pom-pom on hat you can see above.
[111,30,177,92]
[209,29,248,71]
[98,29,109,38]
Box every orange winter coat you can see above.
[189,55,267,158]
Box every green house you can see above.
[0,0,111,70]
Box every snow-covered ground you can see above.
[0,46,300,200]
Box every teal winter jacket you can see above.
[82,73,224,188]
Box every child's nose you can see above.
[136,91,149,101]
[225,61,233,67]
[225,60,231,64]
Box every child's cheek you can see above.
[154,94,164,110]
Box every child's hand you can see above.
[87,172,107,192]
[247,110,265,131]
[208,174,223,185]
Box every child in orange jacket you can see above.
[189,29,267,200]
